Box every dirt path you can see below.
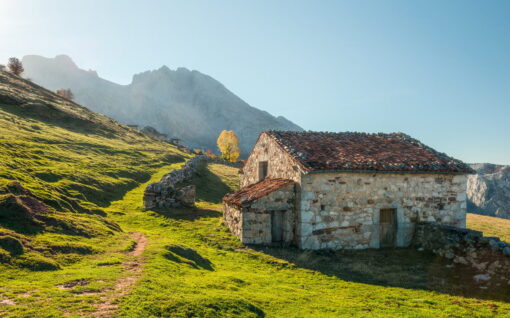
[93,232,147,317]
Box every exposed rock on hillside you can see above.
[467,163,510,219]
[22,55,302,155]
[140,126,168,141]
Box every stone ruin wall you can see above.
[143,155,207,209]
[413,222,510,284]
[299,172,468,250]
[223,183,296,245]
[240,133,302,188]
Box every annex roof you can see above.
[223,178,295,207]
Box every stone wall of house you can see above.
[413,222,510,283]
[298,172,468,250]
[240,133,303,188]
[143,155,207,209]
[224,203,243,239]
[223,183,296,245]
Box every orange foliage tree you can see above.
[216,130,240,163]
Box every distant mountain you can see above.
[467,163,510,219]
[22,55,302,155]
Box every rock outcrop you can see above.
[21,55,302,155]
[467,163,510,219]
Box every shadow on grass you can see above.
[178,162,235,204]
[253,246,510,303]
[164,244,214,270]
[150,206,222,221]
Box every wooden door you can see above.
[271,211,284,243]
[380,208,397,247]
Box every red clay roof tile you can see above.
[265,131,474,174]
[223,178,295,207]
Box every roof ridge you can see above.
[262,130,474,174]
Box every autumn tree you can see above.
[7,57,24,76]
[56,88,74,100]
[217,130,240,163]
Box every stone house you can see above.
[223,131,474,250]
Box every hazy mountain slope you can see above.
[0,69,187,270]
[467,163,510,219]
[22,55,302,155]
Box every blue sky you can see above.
[1,0,509,164]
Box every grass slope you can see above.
[468,214,510,244]
[0,70,188,270]
[1,160,510,316]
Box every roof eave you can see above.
[306,168,475,175]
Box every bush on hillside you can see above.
[55,88,74,100]
[7,57,24,76]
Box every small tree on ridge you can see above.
[56,88,74,100]
[7,57,24,76]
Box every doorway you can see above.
[271,210,284,243]
[380,208,397,247]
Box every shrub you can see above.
[7,57,24,76]
[55,88,74,100]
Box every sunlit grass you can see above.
[467,213,510,244]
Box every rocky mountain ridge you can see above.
[467,163,510,219]
[22,55,302,155]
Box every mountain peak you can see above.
[54,54,78,68]
[22,54,303,155]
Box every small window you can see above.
[258,161,268,181]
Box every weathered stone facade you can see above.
[226,131,473,250]
[223,182,296,245]
[240,133,303,187]
[413,222,510,283]
[299,172,467,249]
[143,155,206,209]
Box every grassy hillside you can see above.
[0,70,188,270]
[468,213,510,244]
[1,160,510,316]
[1,70,509,316]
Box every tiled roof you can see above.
[265,131,474,174]
[223,178,295,207]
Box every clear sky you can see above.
[1,0,509,164]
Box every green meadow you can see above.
[0,71,509,317]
